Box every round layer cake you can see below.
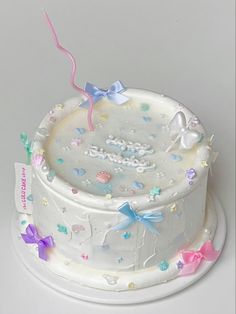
[27,88,215,291]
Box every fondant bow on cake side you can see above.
[112,202,164,235]
[80,81,129,108]
[179,240,220,276]
[21,224,55,261]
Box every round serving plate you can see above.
[11,191,226,305]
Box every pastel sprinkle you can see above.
[186,168,197,180]
[121,232,131,240]
[72,224,85,233]
[73,168,86,176]
[71,138,81,146]
[47,169,56,182]
[140,103,150,111]
[71,188,78,194]
[81,254,88,260]
[201,160,208,167]
[57,224,68,235]
[159,260,169,271]
[176,260,184,269]
[142,116,152,122]
[170,154,182,162]
[42,197,48,206]
[149,187,161,197]
[76,128,86,135]
[32,154,44,167]
[56,158,64,164]
[128,282,136,289]
[105,193,112,199]
[96,171,112,183]
[21,220,27,225]
[27,194,33,202]
[170,203,177,212]
[132,181,144,190]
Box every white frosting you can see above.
[28,88,213,290]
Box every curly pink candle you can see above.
[44,11,94,131]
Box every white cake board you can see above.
[11,191,226,305]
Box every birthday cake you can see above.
[15,84,220,291]
[14,12,221,293]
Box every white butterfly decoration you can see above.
[166,111,202,152]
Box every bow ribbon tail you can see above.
[140,218,160,235]
[179,258,202,276]
[199,240,220,261]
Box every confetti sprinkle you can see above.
[42,198,48,206]
[96,171,112,183]
[142,116,152,122]
[73,168,86,176]
[71,138,81,146]
[140,103,150,111]
[47,169,56,182]
[55,104,64,110]
[32,154,44,167]
[56,158,64,164]
[21,220,27,225]
[118,257,124,263]
[128,282,136,289]
[71,188,78,194]
[170,203,177,212]
[201,160,208,167]
[99,113,109,121]
[105,193,112,199]
[121,231,131,240]
[149,187,161,197]
[76,128,86,135]
[132,181,144,190]
[159,260,169,271]
[170,154,183,162]
[27,194,33,202]
[57,224,68,235]
[186,168,197,183]
[81,253,88,260]
[72,224,85,233]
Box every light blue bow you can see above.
[80,80,129,108]
[112,202,164,235]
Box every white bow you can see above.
[166,111,202,152]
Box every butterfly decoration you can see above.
[166,112,202,152]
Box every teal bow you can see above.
[113,202,164,235]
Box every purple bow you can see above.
[80,80,129,108]
[21,224,54,261]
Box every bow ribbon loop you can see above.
[21,224,54,261]
[112,202,164,235]
[179,240,220,276]
[80,81,129,108]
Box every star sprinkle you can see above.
[105,193,112,200]
[149,187,161,197]
[57,224,68,235]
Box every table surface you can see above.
[0,1,235,313]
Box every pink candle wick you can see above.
[43,10,94,131]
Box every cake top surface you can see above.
[32,88,211,210]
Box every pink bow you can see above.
[179,240,220,276]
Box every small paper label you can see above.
[15,162,33,214]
